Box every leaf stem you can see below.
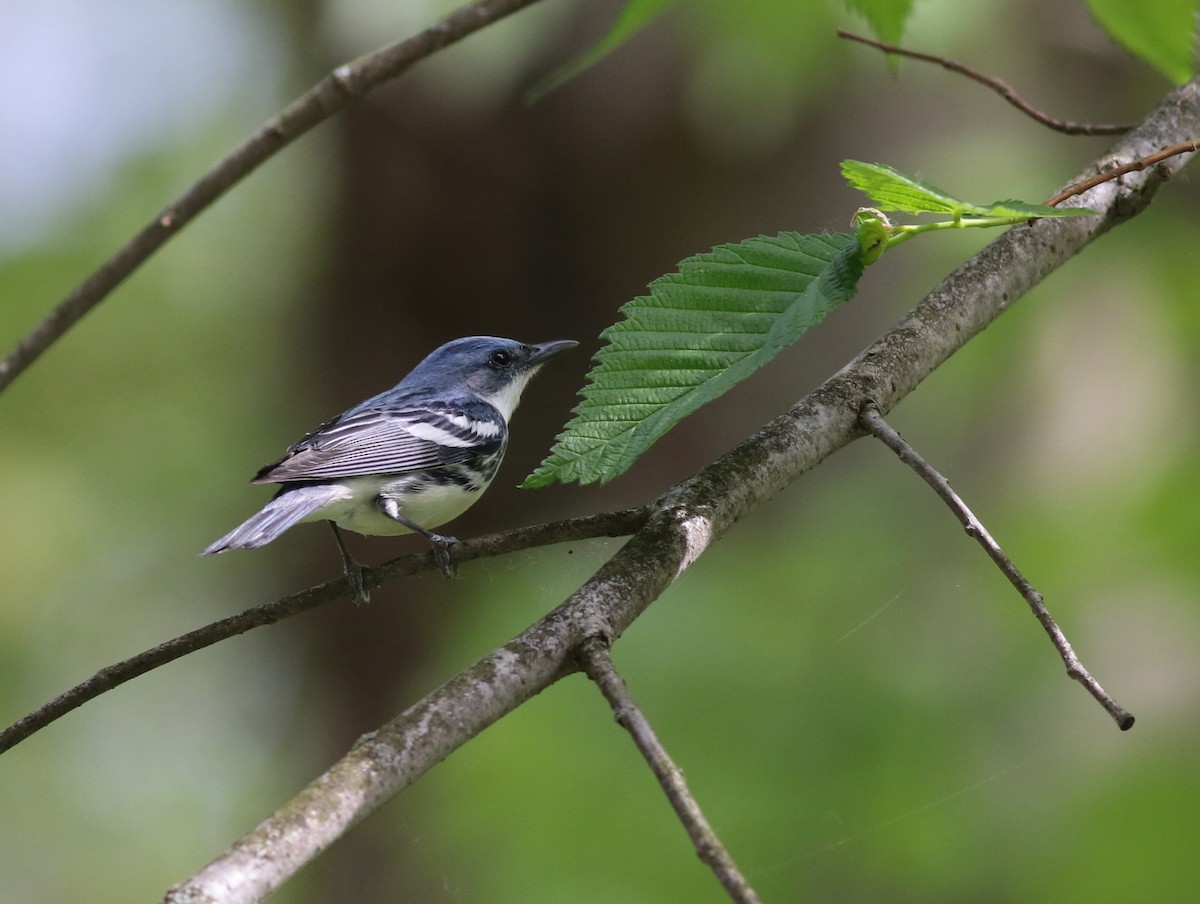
[883,216,1032,251]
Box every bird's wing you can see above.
[252,404,505,483]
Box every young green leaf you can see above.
[524,232,865,487]
[842,160,1098,222]
[841,160,990,216]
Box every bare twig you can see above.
[1044,137,1200,206]
[0,508,649,755]
[858,405,1135,731]
[0,0,545,394]
[578,637,762,904]
[837,28,1134,135]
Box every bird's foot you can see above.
[428,533,460,579]
[344,558,370,605]
[329,521,371,604]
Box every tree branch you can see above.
[858,405,1135,730]
[0,0,546,394]
[578,637,762,904]
[162,76,1200,904]
[0,508,648,755]
[837,28,1135,135]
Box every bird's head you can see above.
[407,336,578,420]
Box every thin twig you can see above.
[858,405,1135,731]
[837,28,1134,135]
[0,508,649,755]
[577,637,763,904]
[0,0,545,394]
[1044,137,1200,206]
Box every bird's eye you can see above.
[488,349,513,368]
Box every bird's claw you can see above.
[429,534,459,579]
[344,559,370,605]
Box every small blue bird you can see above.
[203,336,577,601]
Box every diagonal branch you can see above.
[0,508,648,755]
[578,637,762,904]
[0,0,545,394]
[858,405,1134,730]
[162,76,1200,904]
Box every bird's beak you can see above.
[527,339,579,365]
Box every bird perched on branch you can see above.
[202,336,578,601]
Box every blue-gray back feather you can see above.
[252,401,506,484]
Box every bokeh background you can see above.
[2,1,1199,901]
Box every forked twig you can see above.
[837,28,1134,135]
[578,637,763,904]
[859,405,1134,731]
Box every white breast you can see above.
[301,473,495,537]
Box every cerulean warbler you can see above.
[203,336,577,600]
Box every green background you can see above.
[2,0,1198,901]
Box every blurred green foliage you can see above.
[1082,0,1199,83]
[1,1,1198,902]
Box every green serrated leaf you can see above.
[841,160,990,216]
[843,161,1099,222]
[524,232,864,488]
[526,0,676,104]
[1083,0,1199,84]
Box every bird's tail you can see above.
[201,485,342,555]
